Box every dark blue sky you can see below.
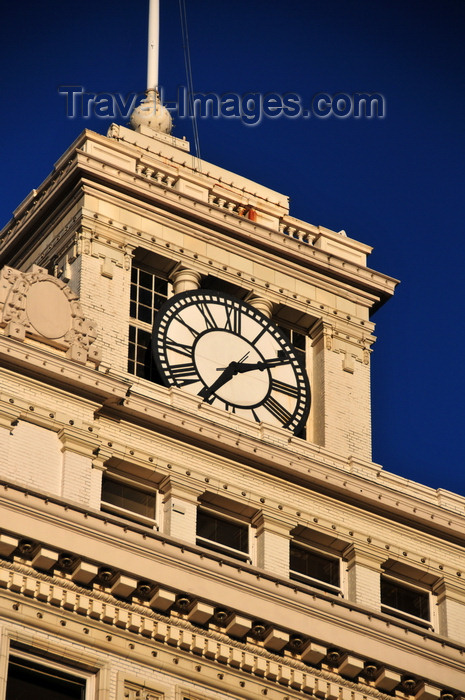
[1,1,464,494]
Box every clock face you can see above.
[152,290,310,434]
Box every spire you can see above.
[130,0,172,134]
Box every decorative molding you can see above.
[0,517,463,697]
[0,560,451,700]
[0,265,101,365]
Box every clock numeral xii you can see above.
[225,304,241,335]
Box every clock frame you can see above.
[152,290,310,435]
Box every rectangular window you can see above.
[276,324,307,438]
[128,263,169,381]
[130,265,169,326]
[6,654,90,700]
[277,325,306,370]
[124,680,163,699]
[381,576,431,628]
[290,542,340,594]
[101,475,156,527]
[196,508,249,562]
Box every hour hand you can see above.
[198,365,235,401]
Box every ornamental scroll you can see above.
[0,264,101,365]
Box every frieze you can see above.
[0,560,428,700]
[0,534,460,699]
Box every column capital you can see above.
[159,474,202,505]
[246,295,274,318]
[170,267,202,294]
[433,577,465,604]
[57,426,100,458]
[252,511,293,538]
[344,543,385,571]
[309,318,334,348]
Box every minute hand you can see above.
[232,357,290,373]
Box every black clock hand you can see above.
[217,357,290,372]
[199,351,251,401]
[198,364,235,401]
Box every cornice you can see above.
[0,500,463,695]
[0,580,390,700]
[0,130,398,311]
[0,334,130,406]
[115,386,465,546]
[74,186,381,323]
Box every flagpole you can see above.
[130,0,172,133]
[147,0,159,94]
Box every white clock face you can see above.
[152,290,310,434]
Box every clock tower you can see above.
[0,18,465,700]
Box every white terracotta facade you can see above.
[0,122,463,700]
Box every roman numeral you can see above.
[270,378,299,398]
[262,396,292,425]
[165,338,193,359]
[251,326,267,345]
[174,315,199,338]
[198,302,218,329]
[170,363,198,386]
[225,304,241,334]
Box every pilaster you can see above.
[433,579,465,644]
[58,426,101,507]
[345,544,384,610]
[159,475,202,544]
[309,318,373,459]
[252,512,292,577]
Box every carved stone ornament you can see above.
[0,264,101,365]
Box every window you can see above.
[381,576,431,629]
[196,508,250,562]
[277,325,306,370]
[101,475,157,527]
[276,325,307,438]
[6,654,91,700]
[124,680,163,699]
[128,263,169,381]
[290,542,340,594]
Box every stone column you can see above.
[170,267,202,295]
[252,512,292,577]
[160,476,201,544]
[247,295,274,318]
[345,545,383,610]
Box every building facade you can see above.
[0,119,464,700]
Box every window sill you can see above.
[380,605,433,630]
[196,537,251,563]
[290,571,342,597]
[101,503,158,530]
